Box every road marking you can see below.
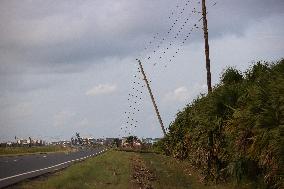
[43,156,47,158]
[0,150,107,182]
[13,160,18,162]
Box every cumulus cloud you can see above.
[86,84,117,96]
[164,86,190,102]
[0,0,283,141]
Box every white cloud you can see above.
[86,84,117,96]
[164,86,190,102]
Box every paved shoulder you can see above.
[0,147,107,188]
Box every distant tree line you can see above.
[155,59,283,188]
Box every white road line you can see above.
[0,151,104,182]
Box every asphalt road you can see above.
[0,147,107,188]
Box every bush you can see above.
[159,59,284,188]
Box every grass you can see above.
[11,150,250,189]
[140,152,236,189]
[14,150,132,189]
[0,146,71,156]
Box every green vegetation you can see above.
[156,59,284,188]
[0,146,71,156]
[16,150,132,189]
[140,152,235,189]
[13,150,238,189]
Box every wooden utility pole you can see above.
[201,0,213,178]
[201,0,212,93]
[137,59,166,136]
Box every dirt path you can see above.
[130,154,156,189]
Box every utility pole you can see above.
[201,0,212,93]
[201,0,214,179]
[137,59,166,136]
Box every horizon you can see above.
[0,0,283,142]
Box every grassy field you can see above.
[140,152,235,189]
[0,146,71,156]
[11,150,247,189]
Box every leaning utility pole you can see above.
[201,0,212,93]
[137,59,166,136]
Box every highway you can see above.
[0,147,107,188]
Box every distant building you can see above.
[52,140,70,147]
[104,138,118,146]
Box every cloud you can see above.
[0,0,283,141]
[164,86,190,102]
[86,84,117,96]
[54,111,76,128]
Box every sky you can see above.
[0,0,283,142]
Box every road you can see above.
[0,147,107,188]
